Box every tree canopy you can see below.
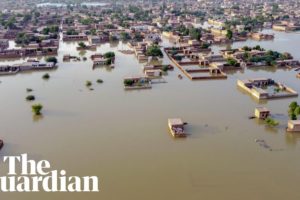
[146,45,163,57]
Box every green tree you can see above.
[226,29,233,40]
[66,28,78,35]
[289,102,298,111]
[189,28,201,41]
[26,95,35,101]
[86,81,92,87]
[265,117,279,127]
[90,29,97,35]
[289,102,299,120]
[227,58,238,66]
[42,73,50,79]
[42,27,50,35]
[78,42,87,48]
[46,57,58,64]
[32,104,43,115]
[290,113,297,120]
[124,79,134,86]
[294,107,300,116]
[97,79,103,83]
[104,52,115,59]
[146,45,163,57]
[5,16,16,29]
[120,32,131,41]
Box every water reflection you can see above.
[285,132,300,146]
[32,114,44,122]
[79,50,87,56]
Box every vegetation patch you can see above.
[146,45,163,57]
[32,104,43,115]
[26,88,33,92]
[78,42,87,49]
[86,81,92,87]
[288,102,300,120]
[26,95,35,101]
[42,73,50,79]
[124,79,134,86]
[265,117,279,127]
[96,79,103,83]
[46,57,58,64]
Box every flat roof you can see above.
[288,120,300,125]
[168,118,183,126]
[255,107,270,112]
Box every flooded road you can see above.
[0,30,300,200]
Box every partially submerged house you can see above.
[287,120,300,132]
[168,118,186,137]
[0,60,56,75]
[237,78,298,100]
[123,75,151,90]
[144,69,162,78]
[255,107,270,119]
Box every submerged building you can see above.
[237,78,298,100]
[287,120,300,132]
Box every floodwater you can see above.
[0,30,300,200]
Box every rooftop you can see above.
[288,120,300,125]
[255,107,270,112]
[168,118,184,126]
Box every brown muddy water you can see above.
[0,30,300,200]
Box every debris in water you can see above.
[255,139,284,151]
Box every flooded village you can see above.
[0,0,300,199]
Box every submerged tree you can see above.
[26,95,35,101]
[124,79,134,86]
[86,81,92,87]
[265,117,279,127]
[26,88,33,92]
[46,57,58,64]
[42,73,50,79]
[32,104,43,115]
[288,101,299,120]
[78,42,87,48]
[97,79,103,83]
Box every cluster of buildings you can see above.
[0,6,60,58]
[0,0,299,135]
[273,21,300,32]
[220,47,300,68]
[0,41,58,58]
[0,59,56,75]
[123,64,173,90]
[254,107,300,133]
[91,53,115,68]
[165,45,228,80]
[0,0,299,60]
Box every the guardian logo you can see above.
[0,154,99,192]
